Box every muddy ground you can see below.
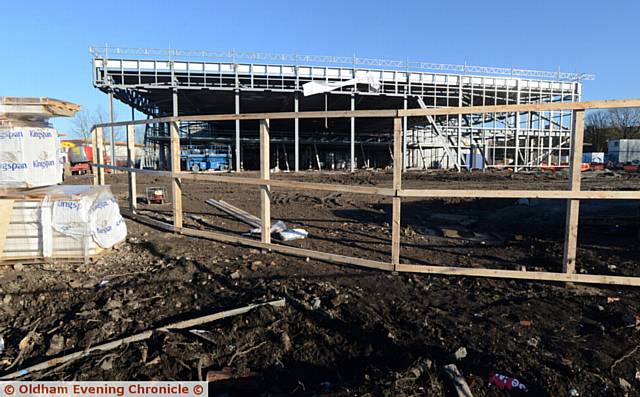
[1,170,639,396]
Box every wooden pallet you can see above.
[0,249,106,266]
[0,96,80,118]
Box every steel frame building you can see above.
[90,46,593,172]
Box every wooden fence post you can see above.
[170,121,183,230]
[260,119,271,244]
[127,124,137,211]
[391,117,403,269]
[562,110,585,275]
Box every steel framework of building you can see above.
[90,46,591,172]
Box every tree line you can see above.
[70,108,143,145]
[585,108,640,152]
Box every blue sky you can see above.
[1,0,639,136]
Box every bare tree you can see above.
[71,107,109,143]
[585,110,610,152]
[608,107,640,139]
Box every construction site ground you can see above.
[1,170,639,396]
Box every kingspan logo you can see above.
[96,225,112,234]
[32,159,56,169]
[0,162,27,172]
[57,201,82,211]
[92,201,110,211]
[30,130,54,139]
[0,131,24,139]
[93,197,117,211]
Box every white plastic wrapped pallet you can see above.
[1,185,127,262]
[0,127,63,188]
[50,186,128,249]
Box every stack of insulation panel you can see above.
[0,97,127,263]
[0,185,127,261]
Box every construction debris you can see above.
[206,198,308,241]
[0,298,286,380]
[205,199,261,229]
[452,346,468,361]
[443,364,473,397]
[419,226,503,246]
[488,371,527,391]
[279,228,309,241]
[250,220,288,235]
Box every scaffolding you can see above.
[91,46,589,172]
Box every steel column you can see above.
[109,90,116,168]
[515,80,521,172]
[294,91,299,172]
[235,89,241,172]
[457,79,462,171]
[171,89,178,171]
[350,93,355,172]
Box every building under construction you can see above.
[91,47,594,172]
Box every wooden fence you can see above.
[91,99,640,286]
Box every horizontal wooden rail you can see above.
[177,172,396,195]
[91,98,640,130]
[395,264,640,286]
[93,164,395,196]
[93,164,638,200]
[398,189,640,200]
[92,164,172,177]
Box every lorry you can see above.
[181,146,231,172]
